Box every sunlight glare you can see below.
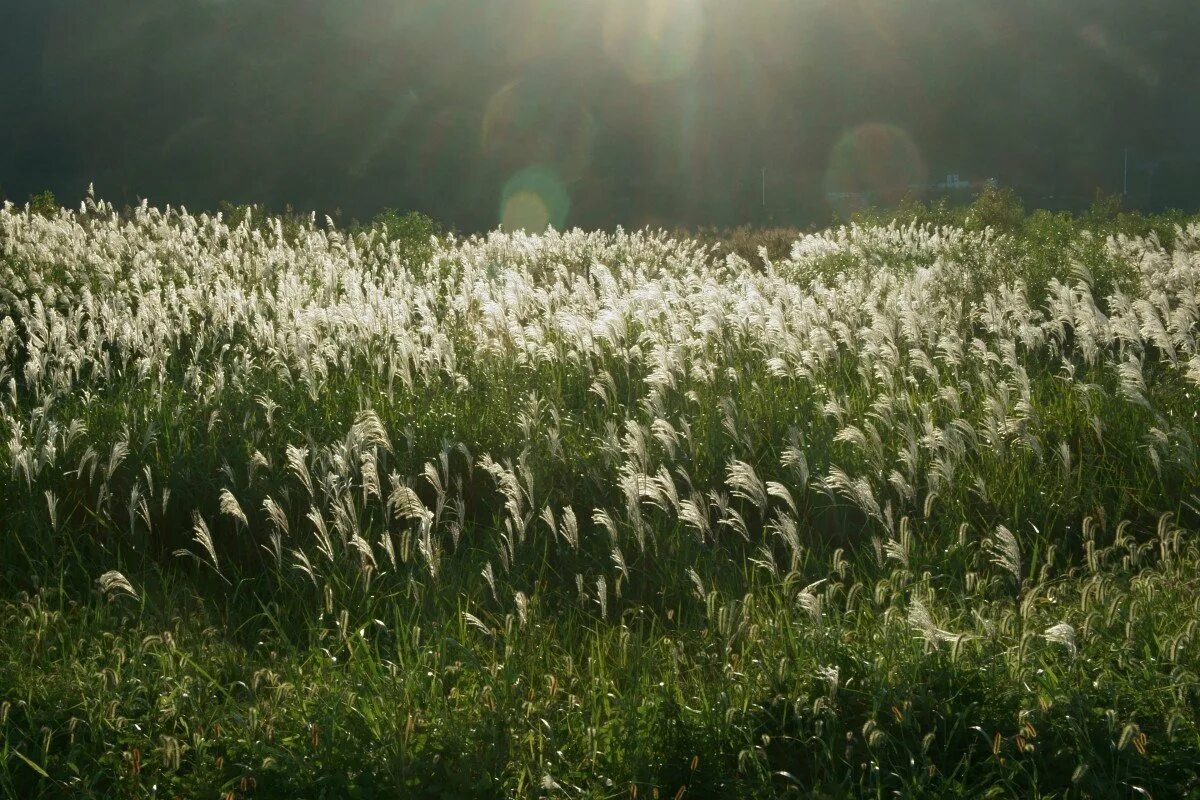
[602,0,704,85]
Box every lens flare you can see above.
[1077,24,1159,87]
[501,191,551,232]
[482,81,596,182]
[602,0,704,85]
[824,123,927,217]
[406,105,483,192]
[721,0,823,68]
[350,88,419,177]
[315,1,423,45]
[500,166,570,232]
[486,0,581,66]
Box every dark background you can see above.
[2,0,1198,230]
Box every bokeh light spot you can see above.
[501,191,551,232]
[500,166,570,232]
[824,123,927,217]
[602,0,704,85]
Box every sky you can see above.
[2,0,1198,231]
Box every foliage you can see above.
[1,196,1200,797]
[25,190,58,218]
[370,208,443,270]
[680,225,806,267]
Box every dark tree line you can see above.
[2,0,1198,230]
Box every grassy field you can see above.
[2,192,1200,798]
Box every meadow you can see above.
[1,190,1199,798]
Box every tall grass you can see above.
[1,191,1198,797]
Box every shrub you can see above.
[963,185,1026,232]
[26,189,58,217]
[371,208,443,268]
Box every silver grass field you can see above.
[1,193,1199,798]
